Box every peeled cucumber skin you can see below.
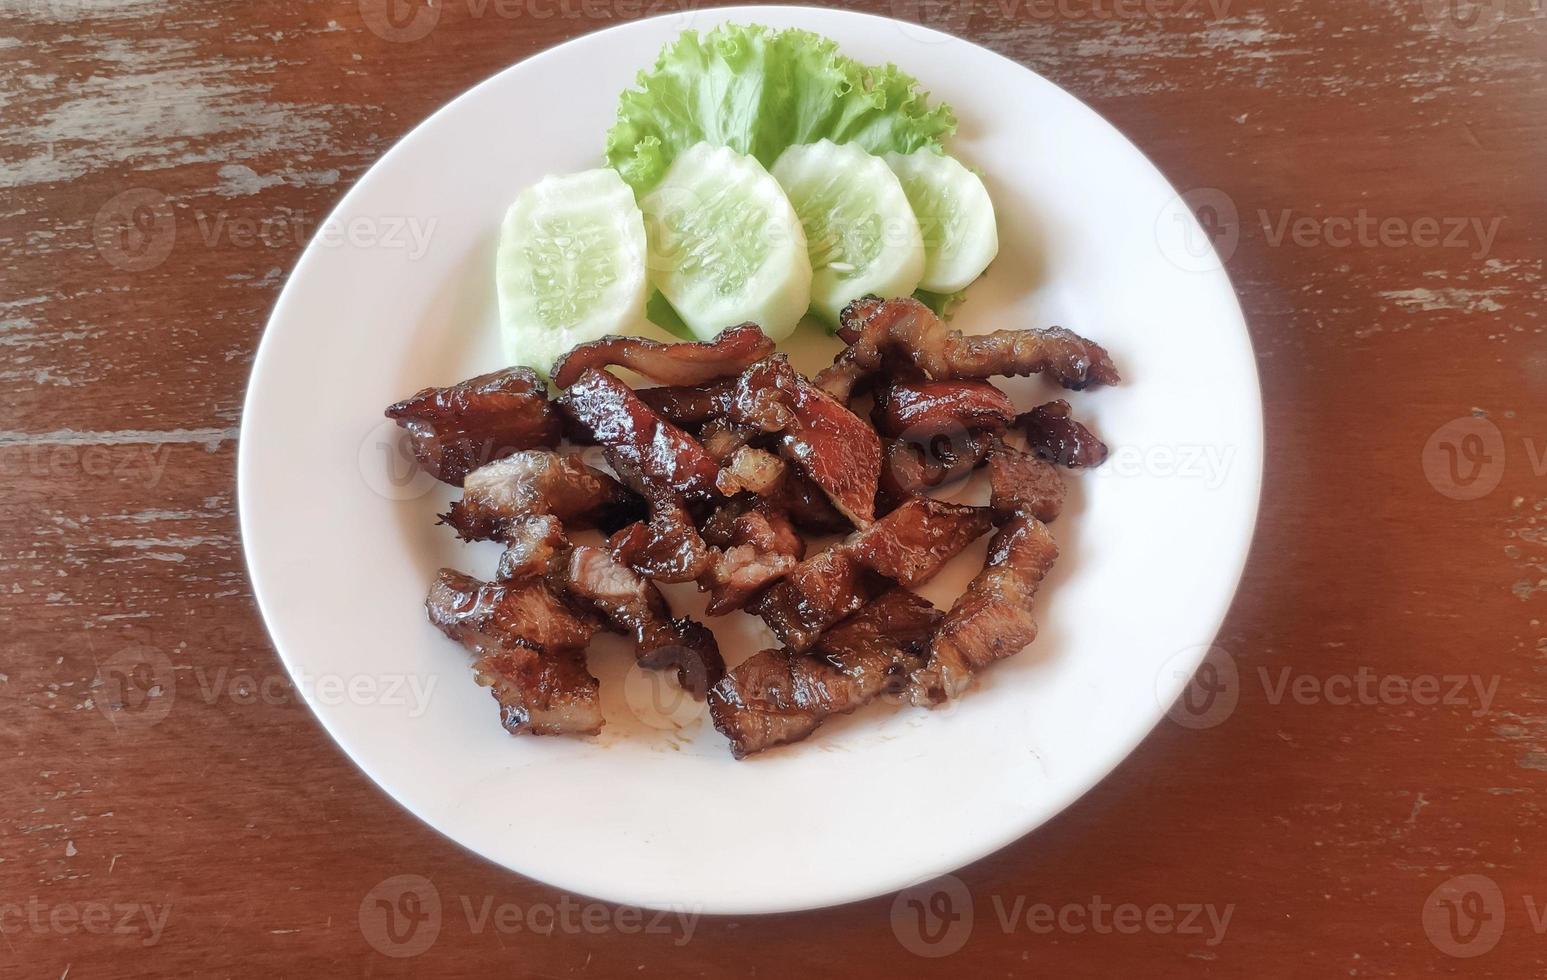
[496,168,649,376]
[639,143,811,342]
[884,150,998,294]
[771,140,925,325]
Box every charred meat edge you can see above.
[815,295,1120,401]
[751,497,992,652]
[385,366,562,486]
[907,513,1060,704]
[1020,399,1110,468]
[709,589,943,758]
[550,324,775,389]
[441,449,642,542]
[425,568,603,736]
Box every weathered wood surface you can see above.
[2,0,1544,975]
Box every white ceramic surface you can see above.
[239,7,1262,914]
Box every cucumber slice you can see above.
[771,140,925,324]
[884,150,998,293]
[496,168,649,376]
[639,143,810,341]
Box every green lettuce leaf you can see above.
[913,287,969,319]
[606,23,956,194]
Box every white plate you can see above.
[239,7,1261,914]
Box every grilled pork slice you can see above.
[491,521,725,696]
[908,513,1060,704]
[878,430,995,510]
[816,295,1120,401]
[871,380,1016,438]
[700,500,804,614]
[472,647,603,736]
[385,366,562,486]
[728,355,882,528]
[1020,399,1110,468]
[494,514,569,581]
[425,569,602,735]
[752,497,992,652]
[849,497,994,587]
[549,324,774,389]
[774,471,853,534]
[562,367,722,581]
[561,545,725,696]
[709,590,944,758]
[607,499,717,583]
[560,367,721,500]
[442,450,641,542]
[635,379,736,430]
[427,568,598,652]
[985,437,1066,523]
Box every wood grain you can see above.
[2,0,1544,975]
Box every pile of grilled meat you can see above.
[385,295,1118,758]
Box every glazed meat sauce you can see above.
[388,308,1116,753]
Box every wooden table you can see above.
[4,0,1544,975]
